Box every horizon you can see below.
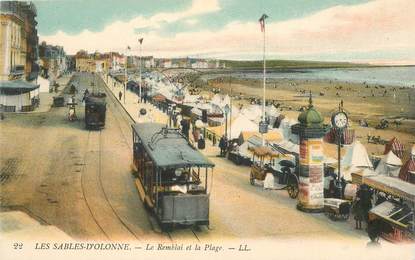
[34,0,415,65]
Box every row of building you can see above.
[75,50,226,73]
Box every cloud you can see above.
[184,19,199,26]
[40,0,415,63]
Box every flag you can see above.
[259,14,268,32]
[138,38,143,44]
[127,46,131,50]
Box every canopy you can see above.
[0,80,40,94]
[398,158,415,184]
[342,141,373,172]
[239,130,283,144]
[248,146,279,158]
[271,140,299,155]
[363,173,415,202]
[152,94,166,102]
[384,137,404,159]
[132,123,214,168]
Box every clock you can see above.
[331,112,348,129]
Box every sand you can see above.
[200,76,415,157]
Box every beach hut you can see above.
[384,137,404,159]
[341,141,373,181]
[375,150,403,177]
[398,158,415,184]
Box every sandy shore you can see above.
[199,75,415,156]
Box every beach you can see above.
[198,74,415,156]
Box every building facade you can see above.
[39,41,67,79]
[0,1,38,81]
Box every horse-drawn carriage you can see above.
[249,146,299,199]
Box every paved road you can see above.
[0,72,370,244]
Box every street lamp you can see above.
[331,100,348,199]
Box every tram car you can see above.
[131,123,215,230]
[85,93,107,129]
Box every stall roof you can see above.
[363,173,415,202]
[0,80,40,93]
[132,123,214,169]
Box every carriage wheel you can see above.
[250,172,255,185]
[287,177,299,199]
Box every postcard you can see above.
[0,1,414,259]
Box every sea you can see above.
[201,66,415,88]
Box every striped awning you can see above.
[384,137,404,159]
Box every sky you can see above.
[34,0,415,64]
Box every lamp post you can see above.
[331,101,348,199]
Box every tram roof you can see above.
[132,123,214,169]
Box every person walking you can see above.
[193,128,200,143]
[180,117,190,139]
[198,134,205,150]
[118,91,122,101]
[219,136,226,157]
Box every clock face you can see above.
[334,112,348,128]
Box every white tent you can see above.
[375,150,402,177]
[228,114,258,139]
[211,94,230,108]
[341,141,373,180]
[240,105,262,123]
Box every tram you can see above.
[85,93,106,129]
[131,123,214,230]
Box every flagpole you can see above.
[139,41,142,97]
[262,16,266,146]
[124,47,128,104]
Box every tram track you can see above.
[77,73,141,241]
[96,73,204,243]
[80,130,110,240]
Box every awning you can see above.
[369,200,413,230]
[0,80,40,94]
[363,174,415,202]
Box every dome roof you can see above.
[297,94,324,126]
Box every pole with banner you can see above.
[125,46,131,104]
[138,38,143,97]
[259,14,269,145]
